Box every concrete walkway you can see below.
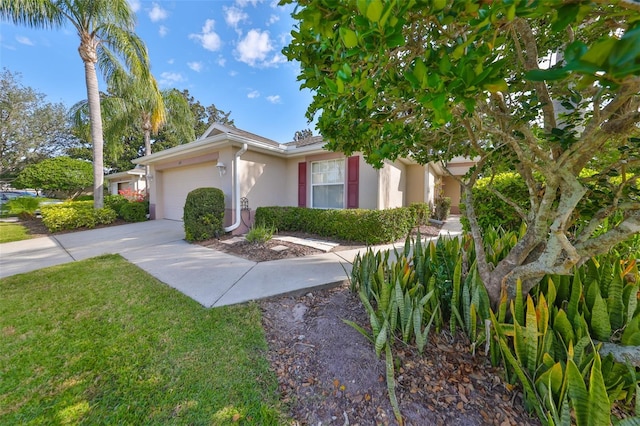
[0,217,462,307]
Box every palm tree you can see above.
[71,72,196,190]
[1,0,153,209]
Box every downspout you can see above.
[224,143,248,232]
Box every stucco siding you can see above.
[379,160,406,209]
[358,157,378,209]
[406,164,425,205]
[240,151,288,209]
[442,175,461,214]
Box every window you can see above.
[311,159,344,208]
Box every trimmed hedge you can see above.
[183,187,225,241]
[40,201,117,233]
[104,194,128,217]
[254,206,423,244]
[120,201,147,222]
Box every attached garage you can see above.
[159,162,219,221]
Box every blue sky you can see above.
[0,0,315,143]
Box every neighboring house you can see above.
[133,123,473,233]
[105,166,146,196]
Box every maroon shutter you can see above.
[347,156,359,209]
[298,162,307,207]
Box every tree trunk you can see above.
[80,43,104,209]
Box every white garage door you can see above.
[160,163,218,220]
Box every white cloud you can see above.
[128,0,141,13]
[159,71,185,87]
[187,62,203,72]
[189,19,222,52]
[236,29,274,67]
[247,90,260,99]
[266,95,281,104]
[235,0,263,6]
[267,14,279,25]
[158,25,168,37]
[217,56,227,67]
[224,6,248,29]
[167,58,174,64]
[16,36,34,46]
[229,70,238,77]
[148,3,168,22]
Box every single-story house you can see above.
[105,165,146,195]
[133,123,474,233]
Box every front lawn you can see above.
[0,222,29,243]
[0,255,285,425]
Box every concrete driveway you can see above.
[0,220,186,278]
[0,219,354,307]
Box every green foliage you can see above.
[432,196,451,221]
[119,201,147,222]
[350,226,640,424]
[461,172,530,234]
[6,197,40,220]
[104,194,128,217]
[0,69,77,179]
[183,187,225,241]
[408,202,430,226]
[40,201,117,233]
[14,157,93,199]
[254,206,418,244]
[245,223,276,244]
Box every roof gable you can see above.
[199,122,280,146]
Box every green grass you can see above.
[0,255,286,425]
[0,222,29,243]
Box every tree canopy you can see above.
[14,156,92,199]
[0,69,78,179]
[283,0,640,304]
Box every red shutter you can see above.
[298,162,307,207]
[347,156,359,209]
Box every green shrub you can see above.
[432,196,451,221]
[119,201,147,223]
[40,201,117,233]
[461,172,529,233]
[245,224,276,244]
[7,197,40,219]
[254,206,417,244]
[409,202,430,226]
[104,194,128,217]
[75,195,94,201]
[183,187,225,241]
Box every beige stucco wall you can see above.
[239,151,288,209]
[405,164,425,205]
[378,160,406,209]
[358,156,378,209]
[442,175,461,214]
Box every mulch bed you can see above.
[261,284,541,425]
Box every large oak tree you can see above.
[282,0,640,305]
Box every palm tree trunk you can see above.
[83,60,105,209]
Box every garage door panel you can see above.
[161,163,218,220]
